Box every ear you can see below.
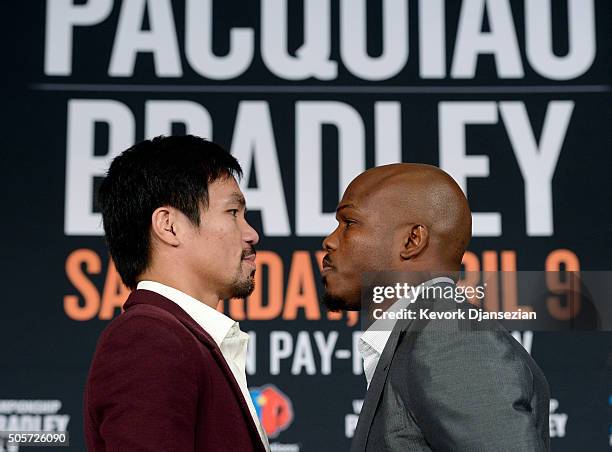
[399,224,429,260]
[151,207,181,247]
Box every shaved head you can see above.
[322,163,472,311]
[349,163,471,266]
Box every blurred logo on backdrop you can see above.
[250,385,300,451]
[250,385,294,439]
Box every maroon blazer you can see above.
[84,289,267,452]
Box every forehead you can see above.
[207,175,244,203]
[340,174,397,214]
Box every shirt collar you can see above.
[136,280,237,347]
[359,276,455,355]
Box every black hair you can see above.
[98,135,242,290]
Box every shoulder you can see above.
[396,306,535,381]
[93,303,213,365]
[87,303,220,399]
[409,317,528,363]
[103,303,184,339]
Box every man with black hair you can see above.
[84,135,269,451]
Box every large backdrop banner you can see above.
[2,1,612,450]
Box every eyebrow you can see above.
[336,203,356,213]
[227,192,246,207]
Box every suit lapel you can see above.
[352,320,406,451]
[352,281,455,450]
[124,290,267,452]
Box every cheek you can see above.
[344,232,390,272]
[195,221,242,263]
[208,218,242,244]
[338,234,371,275]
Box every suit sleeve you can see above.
[403,329,546,452]
[86,315,202,451]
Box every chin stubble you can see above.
[322,290,347,313]
[229,268,256,299]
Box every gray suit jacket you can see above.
[351,282,550,452]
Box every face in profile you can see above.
[183,175,259,300]
[321,180,394,312]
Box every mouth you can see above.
[321,255,335,274]
[242,249,257,265]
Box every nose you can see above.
[322,226,339,251]
[242,218,260,246]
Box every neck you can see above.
[138,267,221,310]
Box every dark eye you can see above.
[228,209,239,217]
[344,219,355,229]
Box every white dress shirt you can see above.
[137,281,270,451]
[358,277,455,388]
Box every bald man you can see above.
[322,164,550,451]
